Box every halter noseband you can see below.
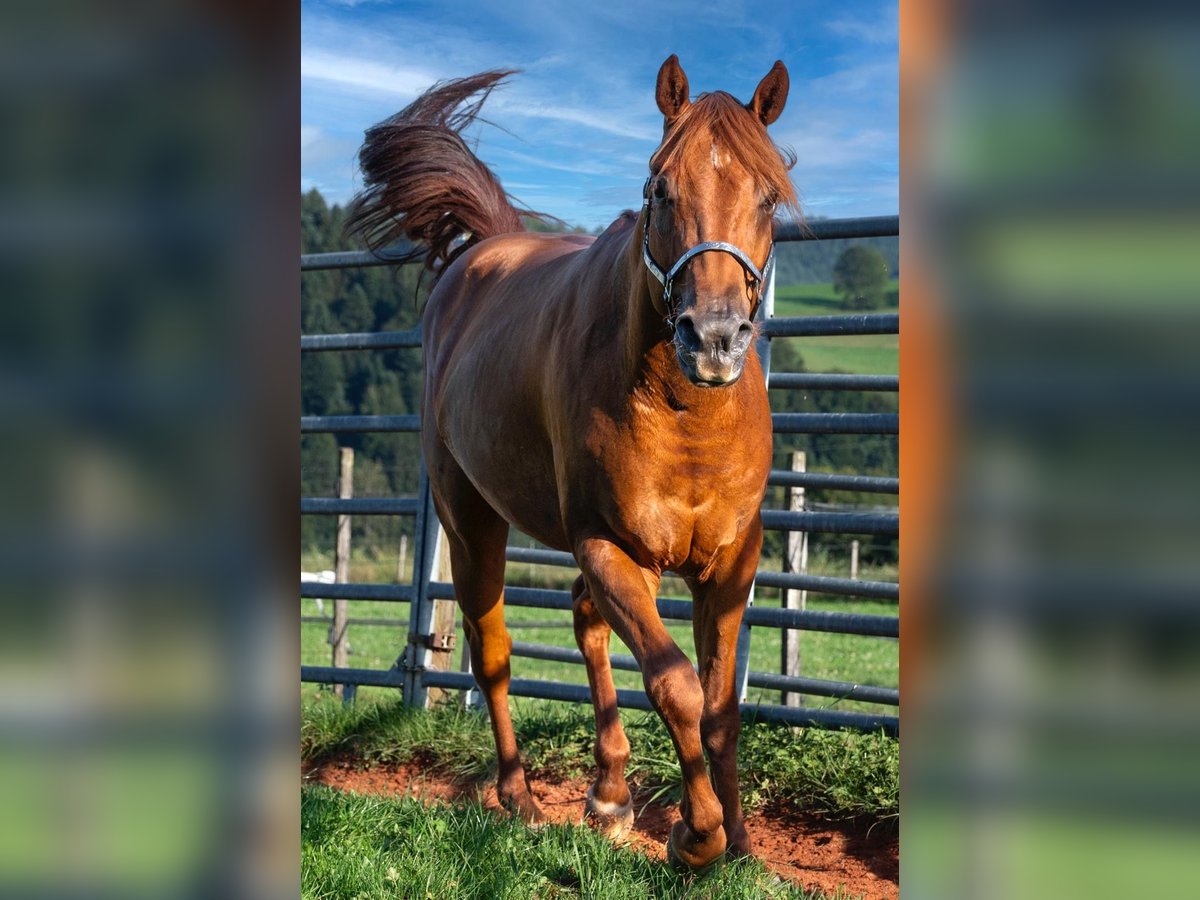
[641,176,776,328]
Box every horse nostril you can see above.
[674,314,702,351]
[718,318,754,354]
[734,319,754,350]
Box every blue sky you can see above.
[301,0,897,230]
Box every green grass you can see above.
[770,281,898,376]
[302,784,853,899]
[301,699,898,823]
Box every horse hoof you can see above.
[666,840,726,877]
[583,785,635,843]
[502,793,549,829]
[724,825,752,860]
[666,820,726,875]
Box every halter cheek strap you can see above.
[641,177,776,328]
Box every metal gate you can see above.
[301,215,899,735]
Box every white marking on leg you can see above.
[586,785,633,820]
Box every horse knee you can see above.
[702,713,740,762]
[643,653,704,725]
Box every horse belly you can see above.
[436,368,570,552]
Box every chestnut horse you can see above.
[346,55,797,871]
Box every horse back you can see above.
[419,228,625,549]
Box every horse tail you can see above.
[345,70,537,277]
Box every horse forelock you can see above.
[648,91,799,213]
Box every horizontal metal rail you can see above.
[301,329,422,352]
[300,582,414,602]
[753,569,899,600]
[301,241,419,271]
[301,666,896,733]
[760,509,898,536]
[426,582,897,637]
[301,414,420,433]
[298,216,899,272]
[303,665,406,687]
[300,497,419,515]
[301,615,408,627]
[505,546,576,567]
[771,413,898,434]
[301,412,896,436]
[509,640,898,706]
[773,215,899,242]
[423,671,896,732]
[763,314,898,338]
[767,470,898,493]
[746,671,899,706]
[767,373,898,392]
[504,544,897,599]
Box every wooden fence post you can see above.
[850,540,860,581]
[396,533,408,582]
[782,450,808,707]
[332,446,353,702]
[424,525,458,706]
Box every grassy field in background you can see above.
[301,549,898,716]
[770,281,898,376]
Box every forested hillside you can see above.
[774,225,897,285]
[301,189,896,562]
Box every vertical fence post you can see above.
[850,540,860,581]
[783,450,807,707]
[404,468,439,706]
[404,465,459,709]
[396,533,408,583]
[332,446,353,703]
[735,259,778,702]
[424,525,458,706]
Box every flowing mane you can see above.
[650,90,800,215]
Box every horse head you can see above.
[643,55,798,386]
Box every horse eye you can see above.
[762,191,779,211]
[652,179,670,202]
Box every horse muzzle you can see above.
[673,312,753,387]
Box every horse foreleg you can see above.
[575,537,726,872]
[690,522,763,859]
[570,574,634,841]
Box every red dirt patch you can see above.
[303,755,898,899]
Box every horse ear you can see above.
[748,60,789,126]
[656,54,690,123]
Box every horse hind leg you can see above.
[571,575,634,842]
[429,458,546,825]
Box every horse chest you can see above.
[601,428,754,573]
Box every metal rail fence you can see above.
[300,215,899,735]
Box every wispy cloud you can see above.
[301,50,434,99]
[489,146,620,178]
[302,43,656,141]
[494,97,658,141]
